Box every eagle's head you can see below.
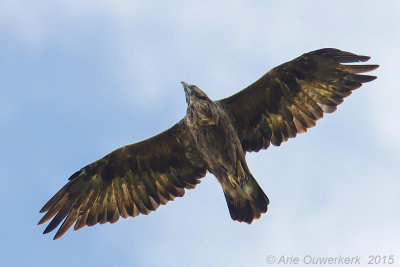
[181,82,210,105]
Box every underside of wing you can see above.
[218,48,379,152]
[38,121,207,240]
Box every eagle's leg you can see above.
[228,161,248,188]
[236,160,247,187]
[223,160,269,223]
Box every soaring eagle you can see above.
[38,48,378,240]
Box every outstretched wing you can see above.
[218,48,379,152]
[38,121,206,240]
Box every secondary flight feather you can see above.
[38,48,379,240]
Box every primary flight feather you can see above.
[38,48,379,240]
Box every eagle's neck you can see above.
[186,99,220,127]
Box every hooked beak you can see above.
[182,81,192,104]
[181,81,189,87]
[181,81,189,92]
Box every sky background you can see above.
[1,1,399,266]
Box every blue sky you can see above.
[1,1,399,266]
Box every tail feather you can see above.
[223,177,269,224]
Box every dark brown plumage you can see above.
[38,48,378,240]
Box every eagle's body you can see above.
[184,83,269,221]
[185,86,243,182]
[38,48,378,240]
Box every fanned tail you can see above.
[223,176,269,223]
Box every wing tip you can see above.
[43,227,52,235]
[340,64,379,74]
[53,231,64,241]
[364,75,377,82]
[334,55,371,63]
[37,217,47,226]
[315,48,375,63]
[39,207,47,214]
[368,64,380,71]
[357,55,371,62]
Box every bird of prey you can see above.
[38,48,378,240]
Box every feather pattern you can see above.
[38,121,207,240]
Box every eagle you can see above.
[38,48,378,240]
